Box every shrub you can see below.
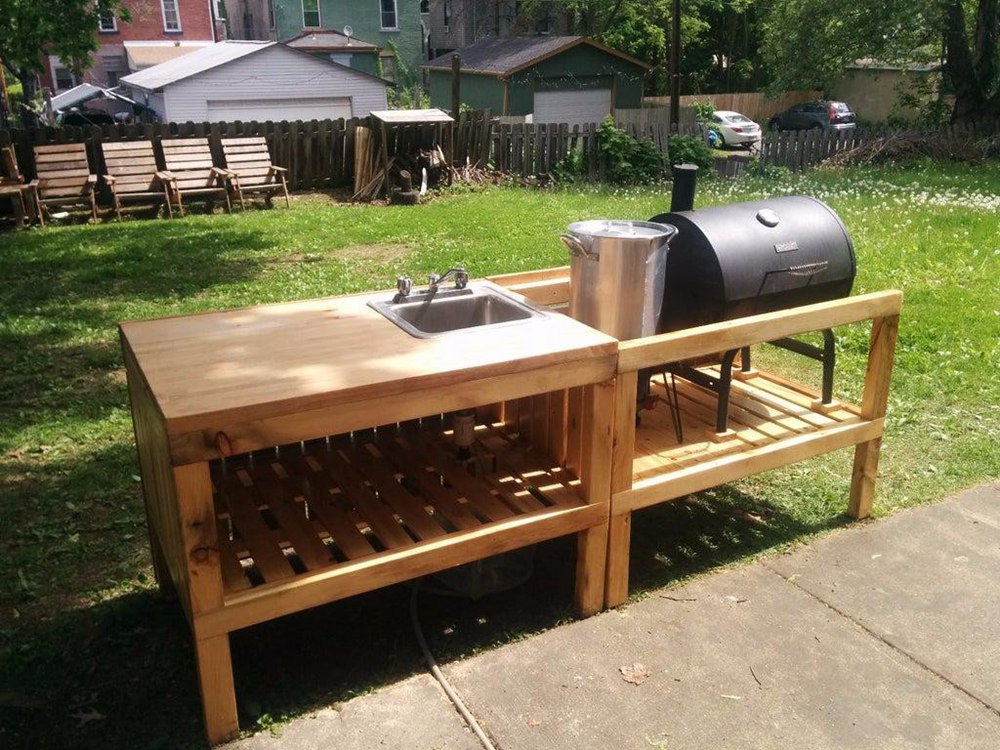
[666,134,713,172]
[595,116,667,184]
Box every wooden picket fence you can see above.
[2,110,998,190]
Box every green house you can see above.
[269,0,424,78]
[423,36,650,124]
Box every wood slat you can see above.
[102,140,155,152]
[219,539,252,592]
[290,455,377,559]
[349,440,454,539]
[105,158,157,171]
[165,158,214,169]
[255,471,335,570]
[226,152,271,164]
[310,447,415,549]
[399,434,515,522]
[221,137,267,146]
[34,143,87,155]
[368,440,483,530]
[218,475,295,583]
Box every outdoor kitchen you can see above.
[118,166,901,743]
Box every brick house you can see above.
[42,0,224,93]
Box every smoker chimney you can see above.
[669,163,698,213]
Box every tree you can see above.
[0,0,128,124]
[762,0,999,121]
[516,0,766,95]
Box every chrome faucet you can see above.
[426,267,469,294]
[394,276,412,302]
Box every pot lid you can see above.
[567,219,677,240]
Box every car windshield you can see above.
[723,114,753,124]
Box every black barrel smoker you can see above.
[646,166,857,437]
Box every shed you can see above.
[285,29,381,78]
[422,36,649,125]
[120,40,389,124]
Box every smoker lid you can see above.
[566,219,677,240]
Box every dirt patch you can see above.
[279,244,412,265]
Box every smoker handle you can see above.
[560,233,597,259]
[785,261,829,276]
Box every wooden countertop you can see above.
[120,286,617,436]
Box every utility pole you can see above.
[669,0,681,131]
[451,54,461,119]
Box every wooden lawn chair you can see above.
[0,145,31,227]
[29,143,98,226]
[101,140,172,219]
[158,138,231,216]
[219,137,290,209]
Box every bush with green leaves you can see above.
[596,115,667,184]
[666,134,713,172]
[551,146,587,182]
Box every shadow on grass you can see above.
[0,223,271,310]
[0,480,853,749]
[0,224,273,437]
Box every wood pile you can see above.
[824,132,1000,166]
[352,126,384,201]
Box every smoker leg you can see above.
[821,328,836,404]
[734,345,758,382]
[712,349,740,440]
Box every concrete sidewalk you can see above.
[228,483,1000,750]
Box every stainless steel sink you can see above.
[368,281,543,338]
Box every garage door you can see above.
[533,89,612,126]
[206,97,352,122]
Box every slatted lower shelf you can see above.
[634,368,863,482]
[210,421,584,596]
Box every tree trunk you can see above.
[14,68,39,128]
[943,0,1000,122]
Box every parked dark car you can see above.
[768,101,856,132]
[56,109,116,127]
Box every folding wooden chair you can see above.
[219,137,290,209]
[158,138,231,216]
[29,143,98,226]
[0,145,31,227]
[101,140,172,219]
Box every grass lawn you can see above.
[1,162,998,747]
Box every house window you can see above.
[98,10,117,32]
[302,0,320,27]
[107,70,120,86]
[214,0,227,20]
[420,0,429,13]
[443,1,451,32]
[54,66,77,90]
[161,0,182,31]
[380,0,398,30]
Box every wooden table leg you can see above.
[574,380,615,617]
[605,512,631,607]
[848,314,899,519]
[575,523,608,617]
[606,370,637,607]
[195,633,239,745]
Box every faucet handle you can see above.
[396,276,412,297]
[428,272,441,287]
[454,268,469,289]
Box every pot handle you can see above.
[560,233,596,259]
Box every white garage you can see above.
[533,88,613,126]
[121,41,389,124]
[206,97,353,123]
